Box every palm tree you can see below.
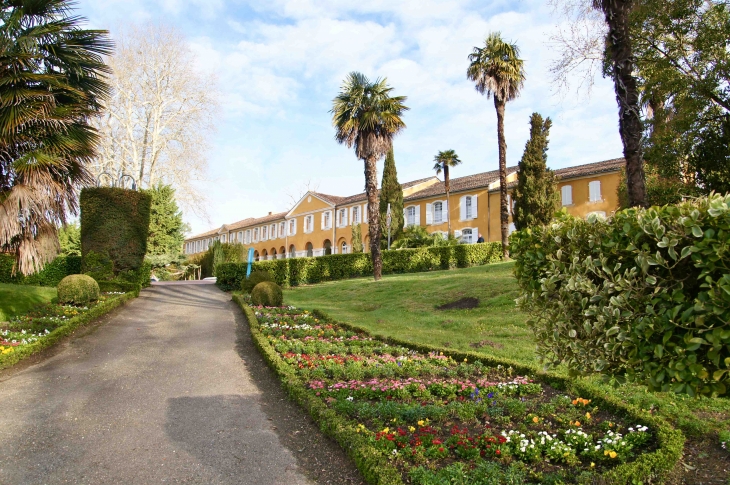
[432,150,462,236]
[0,0,112,274]
[331,72,408,280]
[467,32,525,259]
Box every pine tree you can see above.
[513,113,559,230]
[145,184,185,255]
[58,222,81,257]
[351,223,364,253]
[379,148,404,247]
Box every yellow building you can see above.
[183,158,624,259]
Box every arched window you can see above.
[341,241,348,254]
[289,244,296,258]
[323,239,332,255]
[262,249,268,260]
[253,250,260,261]
[305,242,313,258]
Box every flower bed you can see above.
[237,298,684,485]
[0,291,135,369]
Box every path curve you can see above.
[0,284,364,485]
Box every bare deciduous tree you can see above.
[91,24,219,216]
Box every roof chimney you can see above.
[268,211,272,215]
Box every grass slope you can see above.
[285,262,730,483]
[0,283,57,322]
[285,262,536,364]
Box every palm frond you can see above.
[467,32,526,102]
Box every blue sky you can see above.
[76,0,622,236]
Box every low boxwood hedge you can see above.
[218,243,501,290]
[234,296,684,485]
[0,291,137,370]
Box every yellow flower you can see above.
[391,418,397,422]
[590,462,595,468]
[382,427,389,433]
[417,420,425,426]
[408,426,415,432]
[609,451,617,459]
[585,412,591,419]
[574,421,581,427]
[463,358,467,363]
[532,416,539,423]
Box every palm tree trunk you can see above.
[364,155,382,280]
[444,165,451,236]
[599,0,647,207]
[495,97,509,258]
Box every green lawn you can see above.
[284,263,730,478]
[0,283,57,322]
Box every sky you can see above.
[76,0,623,237]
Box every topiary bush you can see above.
[250,281,283,307]
[57,274,100,305]
[241,270,274,294]
[511,194,730,397]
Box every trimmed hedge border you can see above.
[0,254,82,287]
[234,296,684,485]
[0,290,138,370]
[218,243,502,290]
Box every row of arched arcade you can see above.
[252,237,368,261]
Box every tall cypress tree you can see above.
[379,148,404,246]
[513,113,559,230]
[146,184,185,255]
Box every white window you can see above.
[279,221,286,237]
[405,206,420,227]
[589,180,602,202]
[253,228,259,242]
[338,208,348,227]
[288,219,297,235]
[561,185,573,206]
[305,215,313,233]
[341,241,348,254]
[236,231,242,242]
[434,202,443,224]
[351,206,360,224]
[221,234,226,243]
[320,212,330,230]
[261,226,268,241]
[461,228,473,244]
[245,230,251,244]
[460,195,478,220]
[270,224,276,239]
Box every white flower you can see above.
[346,396,354,402]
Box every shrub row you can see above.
[217,242,502,290]
[0,254,82,287]
[234,297,683,484]
[511,194,730,397]
[0,291,137,370]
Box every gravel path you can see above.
[0,283,365,485]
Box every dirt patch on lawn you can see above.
[470,339,504,350]
[436,297,479,310]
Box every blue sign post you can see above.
[246,247,255,279]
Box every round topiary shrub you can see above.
[241,270,273,294]
[57,274,101,305]
[250,281,283,307]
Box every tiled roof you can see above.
[554,158,624,179]
[226,217,255,231]
[315,177,440,206]
[187,227,222,240]
[405,167,518,201]
[235,211,288,228]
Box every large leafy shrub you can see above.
[217,243,501,290]
[57,275,100,305]
[241,270,273,294]
[80,187,151,274]
[250,281,283,307]
[511,194,730,397]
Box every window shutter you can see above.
[443,199,448,220]
[349,207,354,225]
[414,206,421,226]
[321,212,326,229]
[562,185,572,206]
[460,196,466,220]
[343,209,348,226]
[425,203,433,225]
[364,204,368,224]
[403,209,407,228]
[472,195,477,219]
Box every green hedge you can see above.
[217,243,501,290]
[80,187,151,274]
[234,297,684,485]
[511,194,730,397]
[0,291,137,370]
[0,254,82,286]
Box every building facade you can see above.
[183,158,624,260]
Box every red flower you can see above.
[432,439,442,445]
[496,449,501,455]
[438,447,445,452]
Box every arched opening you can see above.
[305,242,313,258]
[337,237,348,254]
[323,239,332,256]
[262,249,268,260]
[289,244,296,258]
[253,250,260,261]
[271,248,277,260]
[279,246,286,259]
